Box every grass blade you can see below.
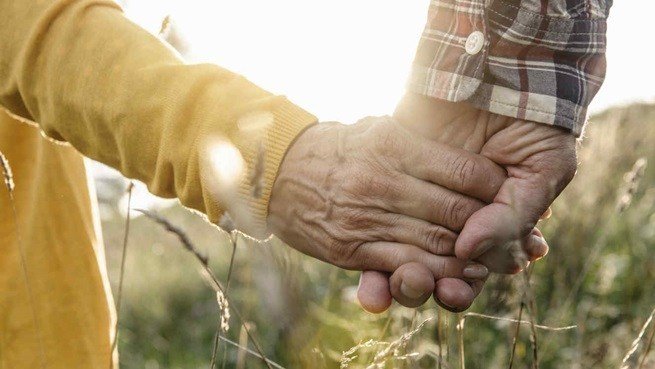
[137,209,275,369]
[2,151,47,369]
[109,182,134,368]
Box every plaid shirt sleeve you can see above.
[407,0,612,136]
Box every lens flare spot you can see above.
[208,141,245,189]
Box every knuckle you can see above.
[344,163,399,200]
[343,167,371,195]
[327,239,357,269]
[423,228,446,254]
[486,163,506,195]
[435,258,447,278]
[333,253,354,270]
[369,175,398,200]
[423,227,454,255]
[445,197,472,230]
[373,125,404,156]
[340,209,388,236]
[387,246,405,269]
[340,208,369,230]
[385,213,402,227]
[343,243,369,270]
[324,233,343,256]
[450,156,479,192]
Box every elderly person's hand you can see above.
[268,115,512,311]
[358,94,576,312]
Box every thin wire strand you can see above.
[462,313,576,332]
[217,335,286,369]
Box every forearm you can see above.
[0,0,316,232]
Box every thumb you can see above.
[456,121,577,260]
[455,172,565,260]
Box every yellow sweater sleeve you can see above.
[0,0,317,233]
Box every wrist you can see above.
[393,92,509,152]
[393,92,576,153]
[267,122,340,236]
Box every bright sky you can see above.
[121,0,655,123]
[99,0,655,212]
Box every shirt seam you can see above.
[487,8,607,35]
[409,79,580,120]
[491,0,608,22]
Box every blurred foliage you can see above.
[101,103,655,369]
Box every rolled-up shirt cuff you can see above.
[407,0,610,137]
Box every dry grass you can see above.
[110,181,134,368]
[621,307,655,369]
[135,209,279,369]
[1,150,47,369]
[97,102,655,369]
[0,151,15,192]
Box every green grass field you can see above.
[102,102,655,369]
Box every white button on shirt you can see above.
[465,31,485,55]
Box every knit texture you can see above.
[0,1,316,367]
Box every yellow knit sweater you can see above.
[0,1,316,368]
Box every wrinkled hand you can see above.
[268,116,508,311]
[358,94,576,312]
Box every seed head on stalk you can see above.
[0,151,15,193]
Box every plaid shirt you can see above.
[407,0,612,136]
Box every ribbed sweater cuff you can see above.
[236,99,317,236]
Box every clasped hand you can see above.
[268,94,576,312]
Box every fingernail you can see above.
[435,298,465,312]
[440,301,457,310]
[532,235,549,259]
[400,281,424,299]
[463,264,489,279]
